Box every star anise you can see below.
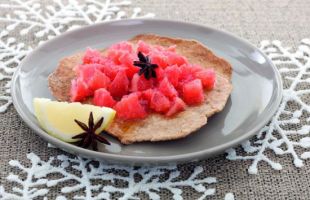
[133,51,158,80]
[72,112,110,151]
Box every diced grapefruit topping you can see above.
[93,88,116,107]
[179,64,195,82]
[158,77,178,99]
[189,64,203,74]
[165,65,181,88]
[76,64,97,81]
[154,67,165,81]
[166,97,186,117]
[114,93,147,120]
[118,53,139,79]
[150,90,171,113]
[110,41,133,52]
[150,52,168,68]
[183,79,204,105]
[100,62,119,80]
[137,40,151,54]
[88,69,111,92]
[76,64,111,93]
[130,73,154,92]
[167,45,176,52]
[70,41,216,120]
[194,68,216,90]
[83,48,104,64]
[165,51,188,66]
[107,42,134,64]
[108,70,129,99]
[70,78,90,102]
[141,88,154,104]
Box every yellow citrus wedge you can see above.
[33,98,116,142]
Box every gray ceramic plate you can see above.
[11,19,282,164]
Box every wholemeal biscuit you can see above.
[48,34,233,144]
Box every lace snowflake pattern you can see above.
[0,153,218,199]
[0,0,155,39]
[0,0,154,113]
[0,30,30,112]
[227,39,310,174]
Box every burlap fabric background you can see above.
[1,0,310,199]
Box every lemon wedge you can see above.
[33,98,116,142]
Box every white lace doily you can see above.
[227,39,310,174]
[0,0,309,199]
[0,153,222,199]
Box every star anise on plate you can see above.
[133,51,158,80]
[72,112,110,151]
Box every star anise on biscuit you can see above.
[133,51,158,80]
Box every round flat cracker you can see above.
[48,34,233,144]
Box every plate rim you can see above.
[11,18,283,164]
